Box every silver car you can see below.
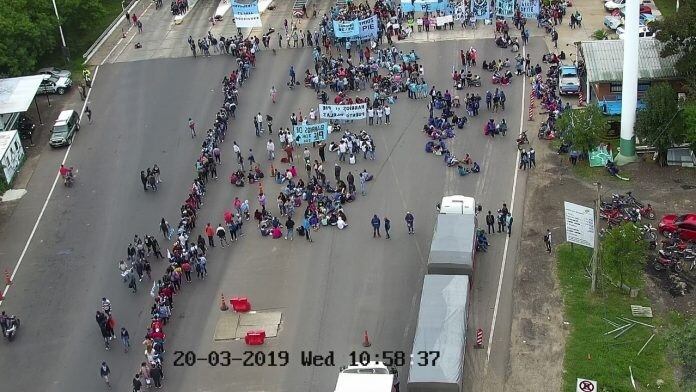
[38,67,72,80]
[37,74,73,95]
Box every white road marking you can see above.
[0,66,100,306]
[108,1,155,64]
[485,45,526,369]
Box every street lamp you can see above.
[50,0,70,62]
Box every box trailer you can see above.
[426,214,476,276]
[408,275,470,392]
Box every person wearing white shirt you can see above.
[384,105,391,124]
[338,141,348,162]
[266,139,275,160]
[367,107,374,125]
[309,108,316,122]
[337,217,348,230]
[375,106,383,125]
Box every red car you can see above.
[659,213,696,241]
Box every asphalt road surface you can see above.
[0,35,546,391]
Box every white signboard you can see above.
[319,103,367,120]
[436,15,453,26]
[564,202,595,248]
[576,378,597,392]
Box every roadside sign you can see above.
[576,378,597,392]
[564,202,595,248]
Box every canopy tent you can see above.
[0,75,46,131]
[0,75,45,114]
[408,275,469,392]
[427,213,476,276]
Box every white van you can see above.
[334,362,395,392]
[439,195,476,215]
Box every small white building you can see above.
[0,130,25,184]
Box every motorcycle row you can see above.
[599,192,695,273]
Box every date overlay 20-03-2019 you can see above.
[173,350,442,368]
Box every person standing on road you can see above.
[318,140,326,162]
[544,229,552,253]
[188,118,196,138]
[96,311,111,350]
[334,163,341,182]
[216,223,228,247]
[85,106,92,123]
[270,86,277,103]
[384,104,391,124]
[140,171,148,191]
[405,212,415,234]
[160,218,172,240]
[506,214,514,236]
[285,216,295,240]
[528,148,536,168]
[132,373,143,392]
[384,217,391,239]
[486,211,495,234]
[100,361,111,388]
[371,214,381,238]
[205,223,215,247]
[266,139,275,160]
[359,169,368,196]
[120,327,130,352]
[497,209,506,233]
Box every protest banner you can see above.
[495,0,514,17]
[231,0,261,28]
[293,123,329,144]
[518,0,540,18]
[319,103,367,120]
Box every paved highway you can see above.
[0,7,547,392]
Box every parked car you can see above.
[38,74,73,95]
[49,110,80,148]
[659,213,696,241]
[558,65,580,95]
[38,67,72,80]
[617,24,656,39]
[604,15,623,30]
[605,0,625,11]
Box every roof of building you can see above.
[580,39,680,84]
[0,75,45,115]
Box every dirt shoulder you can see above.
[505,145,695,392]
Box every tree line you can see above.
[0,0,108,77]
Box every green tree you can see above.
[667,317,696,390]
[556,104,607,155]
[0,0,57,76]
[635,83,684,166]
[57,0,107,47]
[653,1,696,95]
[600,222,647,289]
[684,101,696,153]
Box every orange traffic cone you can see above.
[362,330,371,347]
[220,293,228,311]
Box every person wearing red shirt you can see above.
[204,223,215,247]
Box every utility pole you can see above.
[51,0,70,62]
[591,182,601,293]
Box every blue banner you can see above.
[333,20,359,37]
[332,15,379,40]
[231,0,261,28]
[293,123,329,144]
[518,0,540,18]
[401,0,449,13]
[495,0,514,17]
[470,0,489,20]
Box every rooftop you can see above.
[579,39,680,84]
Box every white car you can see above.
[617,25,656,39]
[605,0,626,11]
[604,15,623,30]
